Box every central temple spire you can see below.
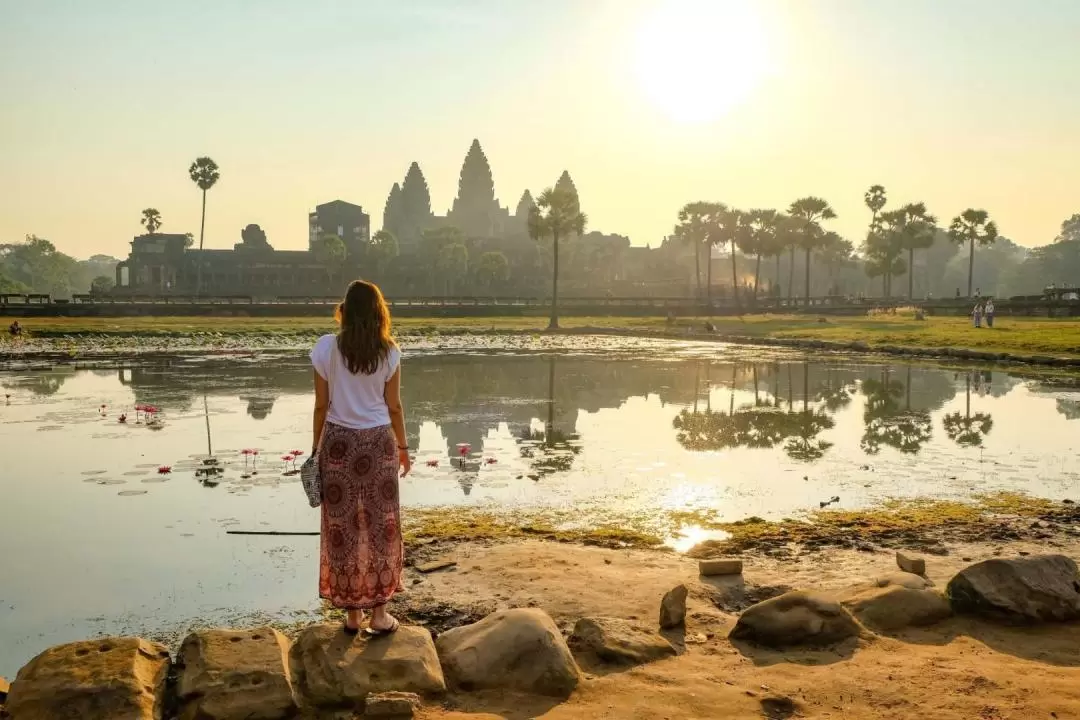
[449,139,499,238]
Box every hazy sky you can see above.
[3,0,1078,260]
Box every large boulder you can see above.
[729,591,861,648]
[947,554,1080,623]
[837,573,951,632]
[568,617,677,665]
[175,627,296,720]
[659,584,687,629]
[435,608,580,697]
[5,637,170,720]
[290,624,445,710]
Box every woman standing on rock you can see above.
[311,280,411,635]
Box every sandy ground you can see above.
[391,538,1080,720]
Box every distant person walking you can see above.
[985,299,995,328]
[310,280,411,636]
[973,302,983,328]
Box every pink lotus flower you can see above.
[157,466,172,475]
[118,413,127,423]
[456,443,471,458]
[485,458,497,465]
[426,459,439,467]
[291,450,305,457]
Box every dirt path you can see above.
[395,539,1080,719]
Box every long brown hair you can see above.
[334,280,395,374]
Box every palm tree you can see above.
[788,197,837,307]
[746,209,778,302]
[188,157,221,298]
[529,186,586,329]
[870,209,909,297]
[720,208,752,309]
[864,185,887,227]
[675,202,715,303]
[140,208,162,235]
[893,202,938,298]
[775,214,800,303]
[864,185,888,296]
[948,209,998,297]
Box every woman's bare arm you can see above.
[383,365,411,475]
[312,369,329,453]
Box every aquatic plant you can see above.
[157,466,171,475]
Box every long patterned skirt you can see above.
[318,422,403,609]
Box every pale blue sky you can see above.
[3,0,1078,259]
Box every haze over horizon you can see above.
[3,0,1078,260]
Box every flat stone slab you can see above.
[569,617,676,665]
[415,559,457,573]
[365,691,421,717]
[176,626,296,720]
[896,552,926,575]
[6,637,170,720]
[290,624,445,709]
[699,559,743,576]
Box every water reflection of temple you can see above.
[3,353,1044,465]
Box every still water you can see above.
[1,338,1078,675]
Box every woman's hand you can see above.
[398,447,412,477]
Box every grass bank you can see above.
[5,313,1080,362]
[402,492,1079,557]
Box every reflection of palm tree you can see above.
[816,367,854,411]
[943,372,994,447]
[859,368,931,455]
[783,363,835,461]
[673,364,834,459]
[516,357,580,476]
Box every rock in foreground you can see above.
[176,627,296,720]
[436,608,580,697]
[365,691,421,718]
[838,573,951,632]
[947,555,1080,623]
[569,617,677,665]
[729,591,861,648]
[290,624,445,709]
[659,584,688,629]
[5,637,170,720]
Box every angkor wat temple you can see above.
[112,139,690,298]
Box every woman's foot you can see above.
[343,609,365,634]
[365,607,399,636]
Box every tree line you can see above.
[674,187,1013,304]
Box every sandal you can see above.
[364,616,400,637]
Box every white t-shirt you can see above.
[310,334,401,430]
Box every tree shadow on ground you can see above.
[879,615,1080,667]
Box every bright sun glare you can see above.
[634,0,770,124]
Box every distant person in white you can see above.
[310,280,411,636]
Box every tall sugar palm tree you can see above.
[788,197,837,307]
[776,214,800,303]
[676,202,715,303]
[894,202,937,298]
[947,209,998,297]
[188,157,221,298]
[864,185,888,296]
[140,208,162,235]
[718,208,752,309]
[747,209,779,302]
[529,186,586,329]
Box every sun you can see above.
[633,0,771,124]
